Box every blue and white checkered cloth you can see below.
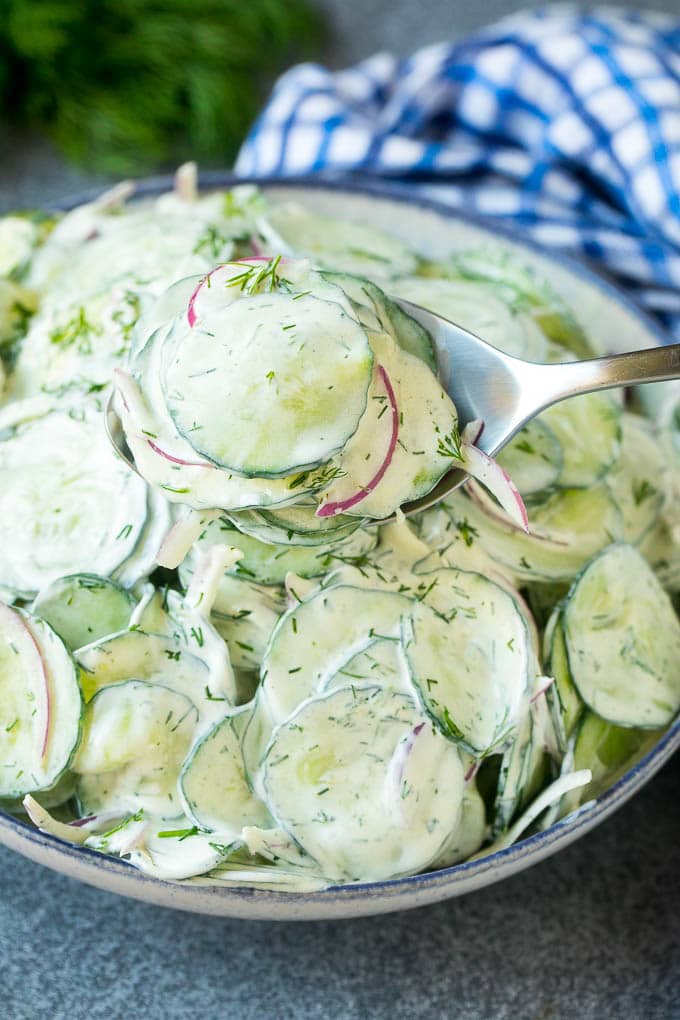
[236,7,680,337]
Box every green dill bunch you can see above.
[0,0,324,173]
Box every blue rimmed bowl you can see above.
[1,176,677,920]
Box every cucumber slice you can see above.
[563,544,680,728]
[260,685,463,881]
[559,712,662,814]
[325,638,411,696]
[180,715,270,834]
[391,276,548,361]
[0,406,150,597]
[75,603,237,726]
[493,708,551,836]
[114,488,172,589]
[541,393,621,488]
[605,413,666,544]
[258,204,418,279]
[162,291,374,477]
[402,569,532,754]
[77,629,209,702]
[31,574,135,651]
[321,272,436,371]
[209,574,284,672]
[0,769,77,815]
[447,483,624,582]
[430,779,486,868]
[125,330,339,512]
[320,329,459,519]
[495,420,563,497]
[189,515,377,587]
[260,585,414,725]
[228,505,364,547]
[437,247,594,358]
[544,608,582,751]
[73,680,198,816]
[0,603,82,798]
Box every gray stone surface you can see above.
[1,3,679,1017]
[317,0,678,65]
[1,757,678,1020]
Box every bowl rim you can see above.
[1,172,677,915]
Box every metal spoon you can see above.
[395,298,680,515]
[105,305,680,516]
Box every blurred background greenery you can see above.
[0,0,325,174]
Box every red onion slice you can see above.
[384,722,425,807]
[187,257,290,326]
[26,622,51,763]
[146,438,213,470]
[187,265,228,327]
[316,364,399,518]
[0,604,50,763]
[460,437,530,534]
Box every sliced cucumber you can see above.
[563,544,680,728]
[209,574,284,672]
[77,629,207,699]
[605,413,666,543]
[541,393,621,488]
[320,329,459,519]
[227,505,364,547]
[0,604,82,798]
[392,276,548,361]
[0,406,150,597]
[495,420,563,497]
[73,680,198,816]
[322,272,436,371]
[493,708,550,836]
[430,779,487,868]
[543,607,582,752]
[180,715,270,834]
[31,574,136,651]
[402,568,531,754]
[259,584,414,725]
[446,483,624,582]
[76,621,234,731]
[258,204,418,279]
[124,334,340,512]
[260,685,463,882]
[162,291,373,477]
[188,514,376,587]
[559,712,663,814]
[325,638,411,696]
[114,488,172,590]
[436,247,594,358]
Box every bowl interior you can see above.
[1,175,677,920]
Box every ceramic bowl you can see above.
[1,175,677,920]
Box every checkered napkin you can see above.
[236,7,680,338]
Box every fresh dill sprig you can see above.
[435,421,464,461]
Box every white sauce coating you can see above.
[0,180,677,887]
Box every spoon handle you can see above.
[535,342,680,408]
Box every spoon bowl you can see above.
[104,390,139,477]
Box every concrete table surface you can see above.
[1,3,678,1016]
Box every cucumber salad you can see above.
[1,166,679,890]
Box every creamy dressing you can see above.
[0,179,678,887]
